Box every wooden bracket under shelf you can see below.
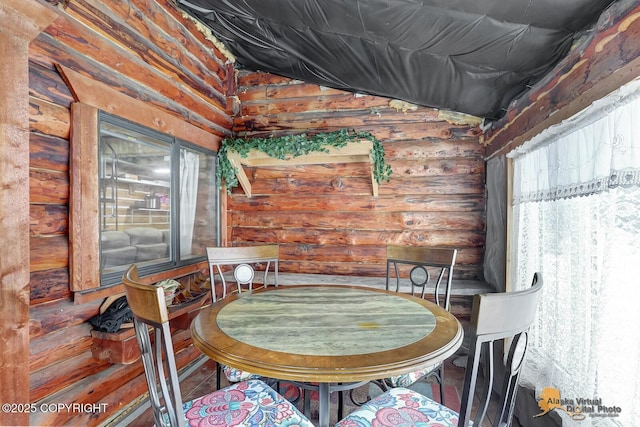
[226,140,378,197]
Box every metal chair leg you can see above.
[439,364,445,405]
[216,363,222,389]
[303,388,311,419]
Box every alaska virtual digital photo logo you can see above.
[536,387,622,421]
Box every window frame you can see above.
[59,64,224,301]
[96,112,220,287]
[69,102,222,295]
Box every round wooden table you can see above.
[191,285,463,426]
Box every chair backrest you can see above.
[123,264,186,427]
[386,245,457,310]
[457,272,543,427]
[206,244,279,302]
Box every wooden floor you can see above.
[119,353,524,426]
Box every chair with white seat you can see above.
[378,246,458,403]
[337,272,543,427]
[122,264,312,427]
[206,245,279,388]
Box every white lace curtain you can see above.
[509,78,640,427]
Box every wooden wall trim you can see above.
[482,2,640,158]
[69,103,100,291]
[57,64,222,151]
[0,1,59,424]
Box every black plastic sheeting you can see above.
[179,0,614,119]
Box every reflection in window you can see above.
[99,114,218,286]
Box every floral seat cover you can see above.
[223,364,262,383]
[335,387,465,427]
[171,379,313,427]
[387,363,439,388]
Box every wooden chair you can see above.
[337,272,543,427]
[378,246,458,403]
[206,245,279,387]
[122,264,313,427]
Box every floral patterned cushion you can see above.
[335,387,462,427]
[223,364,261,382]
[387,363,440,388]
[180,379,314,427]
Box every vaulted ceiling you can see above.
[178,0,615,120]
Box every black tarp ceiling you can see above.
[178,0,615,120]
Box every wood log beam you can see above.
[0,1,59,424]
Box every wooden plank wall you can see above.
[26,0,230,425]
[230,72,486,280]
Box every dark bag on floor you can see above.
[88,296,133,333]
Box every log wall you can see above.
[25,0,230,425]
[230,72,486,280]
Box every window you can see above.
[98,113,219,286]
[509,79,640,426]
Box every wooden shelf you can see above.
[227,140,378,197]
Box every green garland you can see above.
[217,129,392,193]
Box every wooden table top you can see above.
[191,285,463,383]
